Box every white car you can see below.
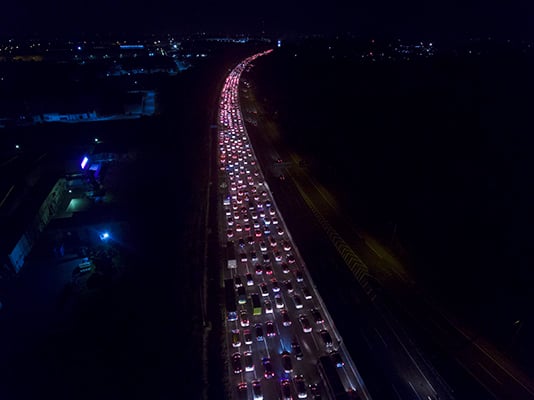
[244,351,254,372]
[274,294,284,309]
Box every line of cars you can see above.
[219,51,345,400]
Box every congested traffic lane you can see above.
[216,51,371,400]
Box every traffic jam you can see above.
[217,50,360,400]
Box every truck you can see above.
[251,293,262,316]
[224,279,238,321]
[226,242,237,269]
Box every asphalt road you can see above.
[234,53,534,400]
[216,51,369,400]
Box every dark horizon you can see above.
[2,0,534,42]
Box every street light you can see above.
[99,232,110,241]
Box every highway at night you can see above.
[215,50,371,400]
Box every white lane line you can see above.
[408,381,423,400]
[374,327,388,347]
[477,362,503,385]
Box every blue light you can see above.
[100,232,110,241]
[80,156,89,169]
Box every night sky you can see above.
[1,0,533,39]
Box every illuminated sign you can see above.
[80,156,89,169]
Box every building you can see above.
[0,154,67,273]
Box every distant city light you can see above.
[15,144,19,149]
[94,137,99,143]
[81,156,89,169]
[77,46,82,51]
[100,232,110,241]
[120,44,144,49]
[277,40,281,48]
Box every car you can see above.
[247,236,255,245]
[271,278,280,292]
[255,265,263,275]
[240,310,250,327]
[253,221,261,229]
[262,357,274,379]
[274,252,283,262]
[264,299,273,313]
[268,207,276,216]
[263,227,271,235]
[227,229,234,238]
[319,329,333,348]
[236,224,243,232]
[237,382,248,400]
[251,211,258,220]
[281,263,290,274]
[295,269,304,283]
[272,217,279,225]
[295,375,308,398]
[232,352,242,374]
[281,351,293,373]
[274,294,284,309]
[311,308,324,324]
[264,217,271,225]
[277,226,284,236]
[227,217,234,226]
[263,254,271,264]
[244,224,251,232]
[265,265,273,275]
[250,252,258,262]
[237,286,247,304]
[259,283,269,297]
[243,329,253,345]
[234,276,243,288]
[330,351,344,368]
[269,236,277,247]
[232,329,241,347]
[299,315,312,333]
[255,324,264,342]
[238,238,245,247]
[281,309,292,326]
[291,339,304,360]
[287,254,296,264]
[246,273,254,286]
[284,280,294,293]
[252,379,263,400]
[282,240,291,251]
[244,351,254,372]
[259,241,268,252]
[309,384,321,399]
[240,253,248,262]
[302,286,312,300]
[266,321,276,337]
[259,210,266,218]
[293,294,303,309]
[280,379,292,400]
